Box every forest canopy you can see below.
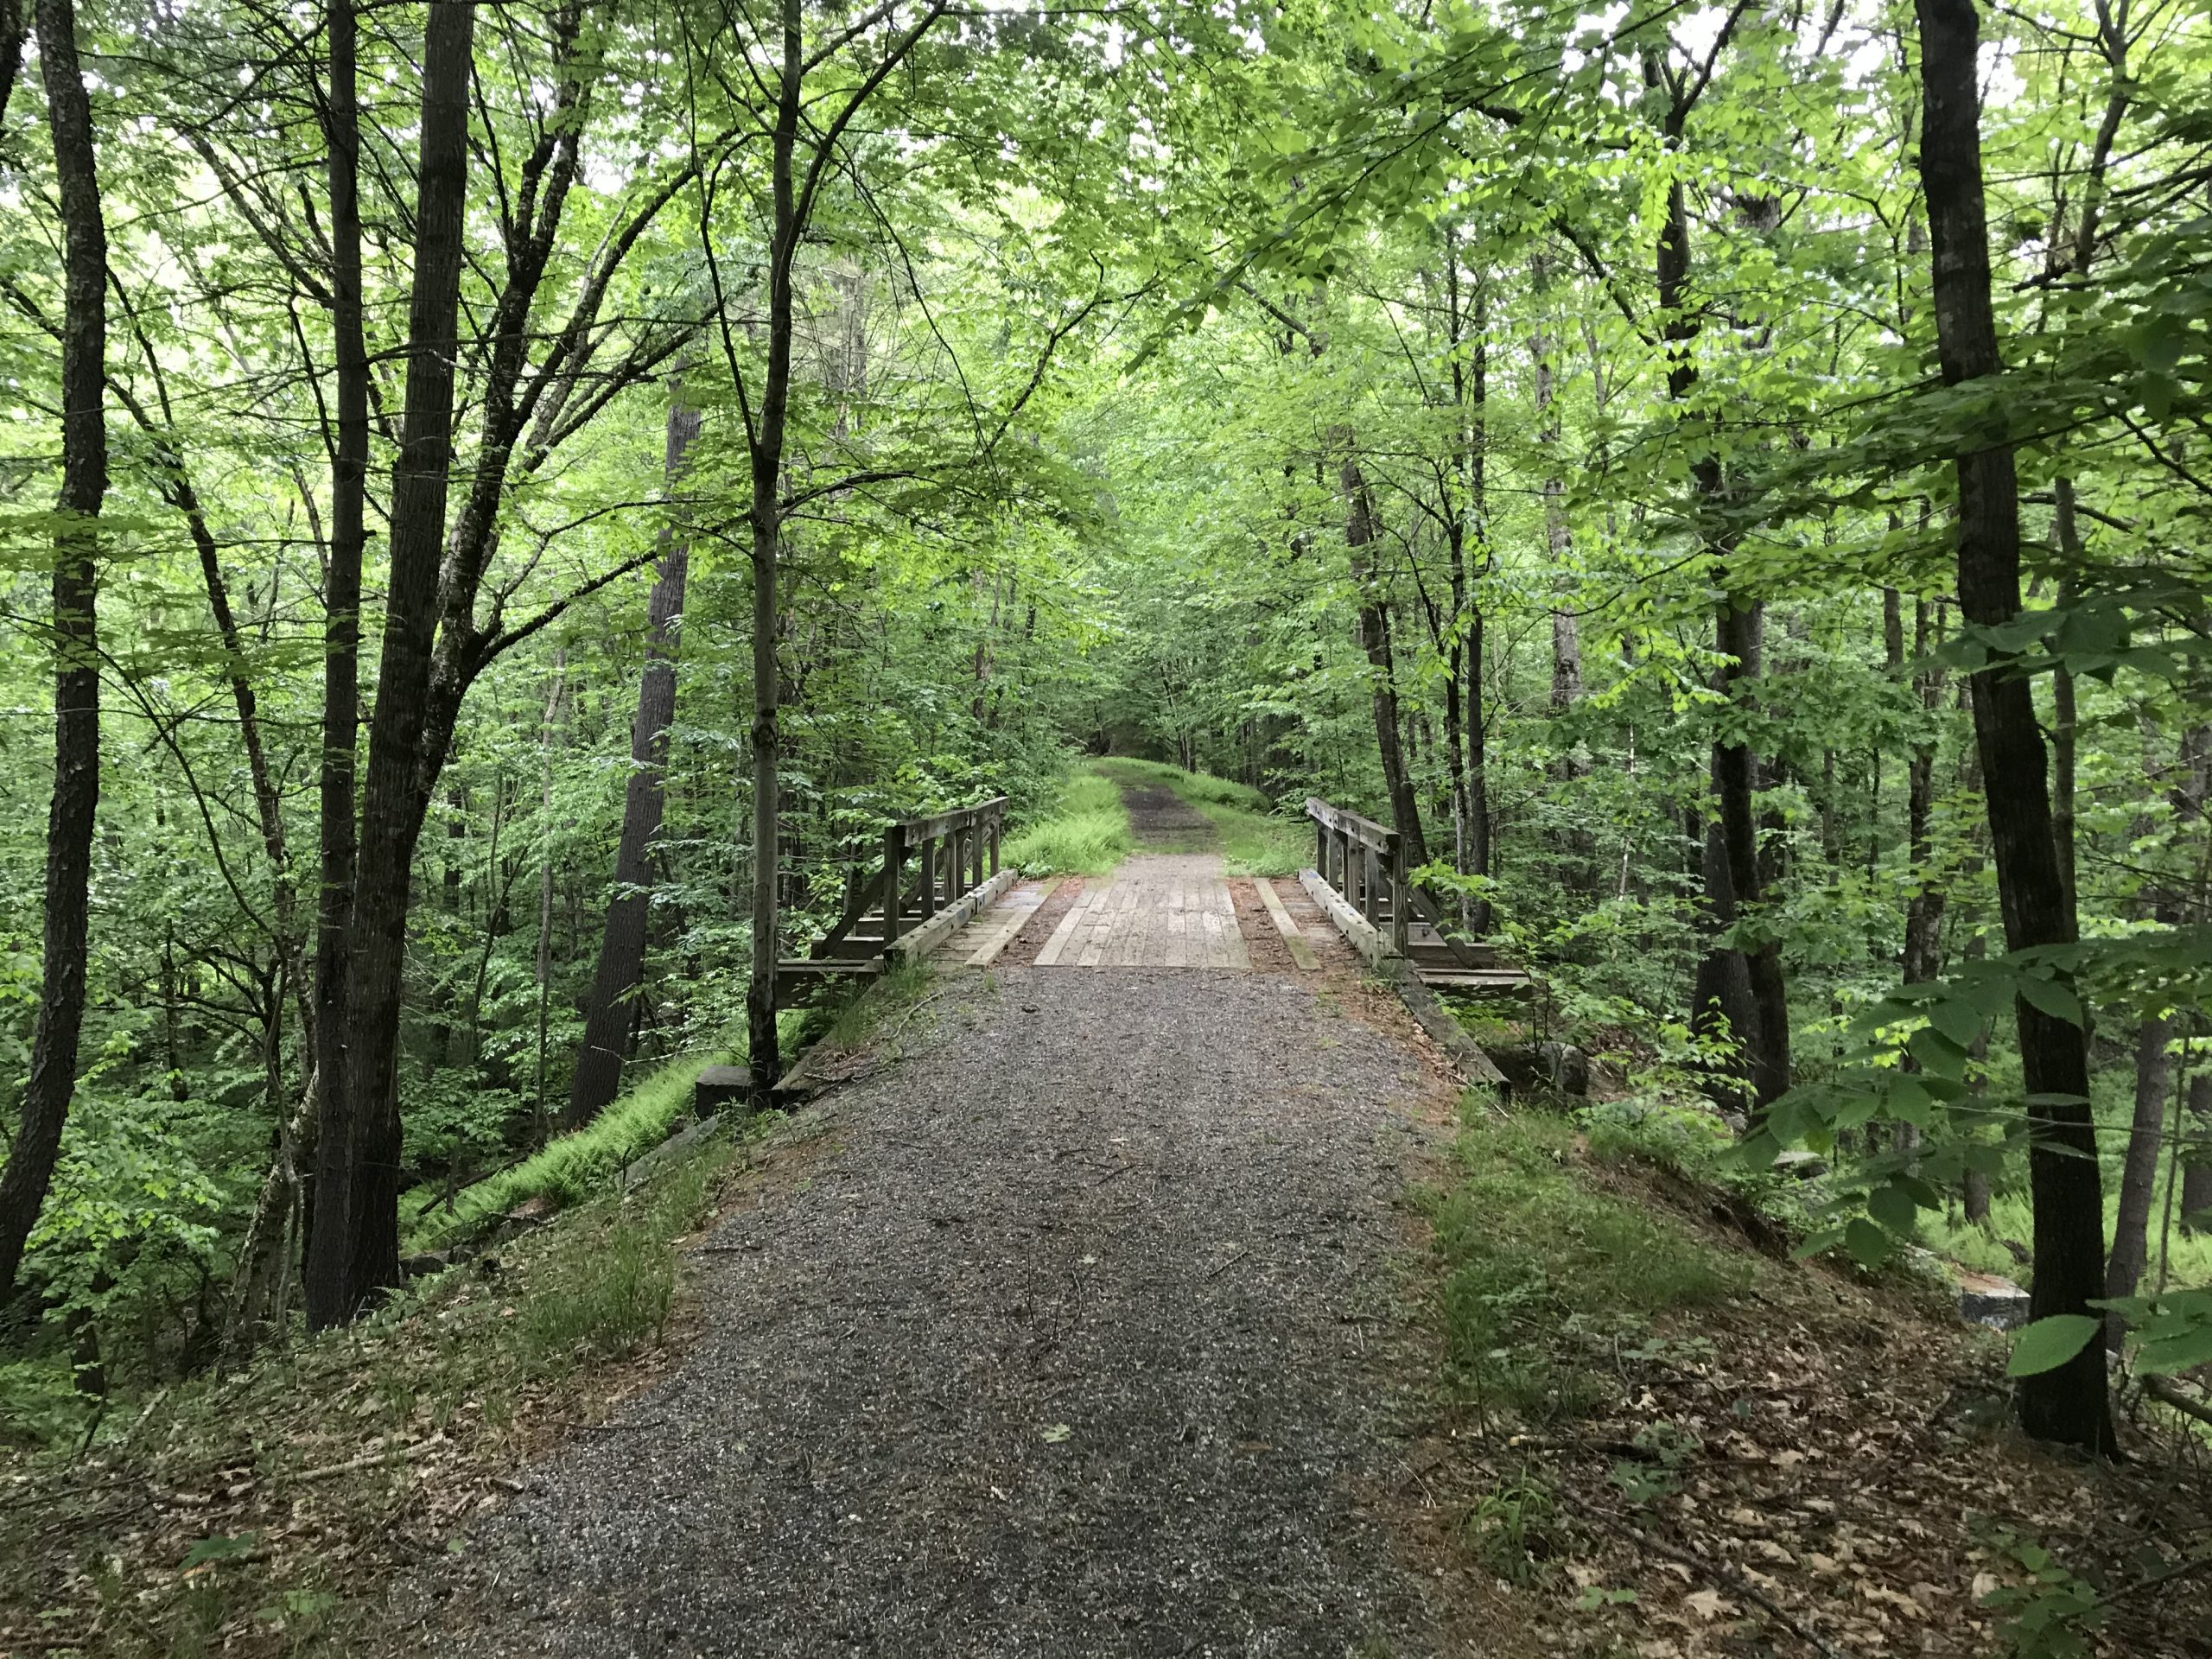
[1,0,2209,1464]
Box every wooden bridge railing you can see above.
[1306,797,1408,957]
[1304,797,1505,984]
[783,796,1010,987]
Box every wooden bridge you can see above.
[781,789,1525,1000]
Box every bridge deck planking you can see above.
[941,862,1283,972]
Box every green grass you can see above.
[512,1149,721,1374]
[1429,1104,1748,1421]
[1001,767,1134,874]
[1093,755,1271,812]
[1091,757,1309,875]
[403,1051,729,1253]
[1920,1187,2212,1287]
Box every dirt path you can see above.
[408,950,1463,1656]
[1119,779,1216,848]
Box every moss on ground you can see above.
[1428,1103,1749,1421]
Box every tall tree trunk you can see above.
[532,651,567,1148]
[307,0,368,1317]
[0,0,107,1300]
[1531,296,1582,721]
[0,0,25,133]
[1917,0,2113,1453]
[1903,597,1948,982]
[1466,601,1490,925]
[2105,1014,2171,1343]
[1344,461,1429,870]
[745,0,804,1108]
[305,0,476,1328]
[1649,48,1787,1119]
[2039,22,2126,923]
[567,392,699,1130]
[1713,597,1789,1115]
[2182,1067,2211,1234]
[2179,726,2211,1232]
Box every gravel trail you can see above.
[416,958,1457,1657]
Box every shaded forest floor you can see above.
[1401,1105,2212,1657]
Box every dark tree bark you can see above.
[0,0,107,1300]
[0,0,25,137]
[1916,0,2113,1453]
[2180,726,2211,1232]
[1344,459,1430,872]
[306,0,368,1321]
[305,0,477,1327]
[532,651,568,1148]
[1446,247,1490,925]
[2041,19,2128,920]
[567,392,699,1129]
[1713,597,1789,1115]
[2183,1068,2211,1234]
[1903,597,1948,984]
[1531,280,1582,722]
[743,0,805,1107]
[1645,41,1788,1121]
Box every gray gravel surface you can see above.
[411,964,1453,1658]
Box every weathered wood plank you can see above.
[1222,904,1251,970]
[1077,882,1120,967]
[1255,880,1320,970]
[1034,880,1096,966]
[1164,906,1188,969]
[964,878,1060,966]
[1303,796,1395,851]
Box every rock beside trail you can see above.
[1958,1270,2031,1330]
[1493,1039,1590,1098]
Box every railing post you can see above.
[882,825,906,944]
[920,835,938,918]
[1387,830,1409,958]
[1315,816,1327,880]
[1361,841,1379,925]
[988,813,1001,877]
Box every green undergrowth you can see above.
[403,1051,731,1254]
[1572,1088,2212,1294]
[3,1127,755,1656]
[1428,1102,1750,1422]
[397,973,925,1256]
[1923,1187,2212,1288]
[1001,766,1134,874]
[1092,757,1308,874]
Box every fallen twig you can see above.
[1598,1516,1849,1659]
[284,1438,442,1484]
[2145,1373,2212,1430]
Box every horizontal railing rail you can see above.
[802,795,1009,963]
[1303,796,1492,971]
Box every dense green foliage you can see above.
[0,0,2207,1443]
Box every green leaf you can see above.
[1843,1217,1892,1269]
[182,1531,260,1569]
[2005,1315,2101,1377]
[1928,996,1985,1049]
[1866,1181,1919,1236]
[2015,975,2085,1027]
